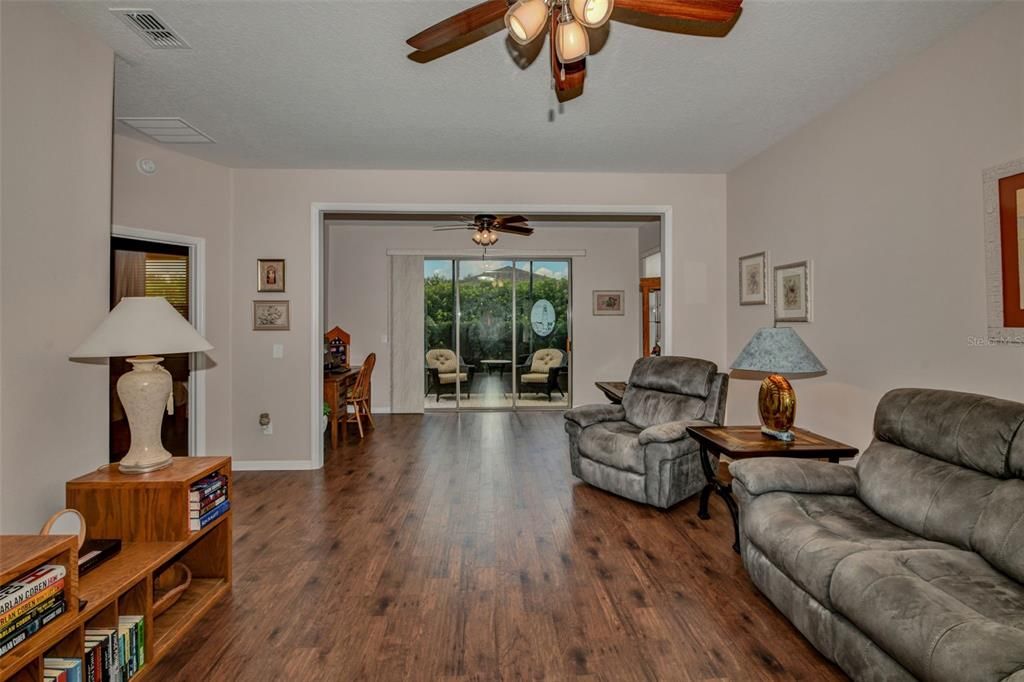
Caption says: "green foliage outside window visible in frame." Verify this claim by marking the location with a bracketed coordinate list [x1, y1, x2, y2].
[423, 263, 569, 365]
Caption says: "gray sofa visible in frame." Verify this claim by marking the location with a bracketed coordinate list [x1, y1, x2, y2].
[564, 356, 728, 509]
[731, 388, 1024, 682]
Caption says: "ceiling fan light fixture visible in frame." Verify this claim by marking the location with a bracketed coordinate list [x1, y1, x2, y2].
[505, 0, 550, 45]
[554, 10, 589, 64]
[472, 229, 499, 246]
[569, 0, 614, 28]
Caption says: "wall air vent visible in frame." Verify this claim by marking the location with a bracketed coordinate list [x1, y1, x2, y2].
[117, 117, 215, 144]
[110, 9, 190, 49]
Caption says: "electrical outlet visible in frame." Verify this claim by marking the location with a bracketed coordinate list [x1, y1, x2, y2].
[262, 422, 273, 435]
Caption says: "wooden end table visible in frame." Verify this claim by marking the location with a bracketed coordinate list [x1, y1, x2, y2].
[686, 425, 859, 553]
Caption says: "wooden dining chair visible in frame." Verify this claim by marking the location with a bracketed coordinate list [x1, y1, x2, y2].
[341, 353, 376, 439]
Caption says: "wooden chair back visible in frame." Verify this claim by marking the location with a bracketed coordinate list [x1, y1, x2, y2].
[351, 353, 376, 401]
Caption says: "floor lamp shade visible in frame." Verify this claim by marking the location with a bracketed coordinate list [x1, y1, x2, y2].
[72, 297, 213, 473]
[731, 327, 825, 441]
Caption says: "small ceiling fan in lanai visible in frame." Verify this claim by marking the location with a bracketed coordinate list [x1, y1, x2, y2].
[406, 0, 743, 103]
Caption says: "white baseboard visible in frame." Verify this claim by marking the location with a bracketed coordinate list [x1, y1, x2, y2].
[371, 406, 391, 414]
[232, 459, 320, 471]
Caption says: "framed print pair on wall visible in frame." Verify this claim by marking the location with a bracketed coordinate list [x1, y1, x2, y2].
[254, 258, 289, 330]
[738, 251, 812, 323]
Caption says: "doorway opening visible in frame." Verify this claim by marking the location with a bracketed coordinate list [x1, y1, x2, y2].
[424, 258, 571, 411]
[109, 230, 206, 460]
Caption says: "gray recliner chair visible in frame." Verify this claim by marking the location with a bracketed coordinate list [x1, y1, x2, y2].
[731, 388, 1024, 682]
[564, 356, 728, 509]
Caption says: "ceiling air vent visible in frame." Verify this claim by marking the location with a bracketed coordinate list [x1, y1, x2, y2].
[117, 117, 214, 144]
[110, 9, 190, 49]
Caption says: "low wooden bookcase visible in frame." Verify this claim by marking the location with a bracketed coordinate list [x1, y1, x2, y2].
[0, 456, 231, 681]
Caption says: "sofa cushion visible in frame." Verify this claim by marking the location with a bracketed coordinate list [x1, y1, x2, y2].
[743, 491, 952, 608]
[530, 348, 563, 372]
[437, 372, 467, 385]
[578, 421, 645, 474]
[520, 372, 550, 383]
[874, 388, 1024, 479]
[426, 349, 460, 373]
[859, 440, 1024, 584]
[830, 548, 1024, 682]
[627, 356, 716, 397]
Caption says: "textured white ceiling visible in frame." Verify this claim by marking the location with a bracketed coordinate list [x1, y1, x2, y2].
[56, 0, 990, 172]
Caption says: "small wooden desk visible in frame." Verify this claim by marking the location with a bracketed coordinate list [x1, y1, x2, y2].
[325, 367, 362, 449]
[595, 381, 627, 404]
[686, 425, 858, 553]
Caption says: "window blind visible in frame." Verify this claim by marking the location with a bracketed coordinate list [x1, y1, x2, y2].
[145, 253, 190, 320]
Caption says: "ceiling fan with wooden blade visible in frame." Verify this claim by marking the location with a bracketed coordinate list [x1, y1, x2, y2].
[432, 214, 534, 246]
[407, 0, 742, 103]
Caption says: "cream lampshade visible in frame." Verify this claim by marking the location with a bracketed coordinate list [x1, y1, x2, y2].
[71, 297, 213, 474]
[569, 0, 614, 28]
[505, 0, 549, 45]
[555, 13, 589, 64]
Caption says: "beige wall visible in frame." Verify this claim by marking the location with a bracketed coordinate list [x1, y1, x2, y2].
[112, 135, 234, 456]
[328, 224, 642, 408]
[232, 171, 726, 463]
[727, 2, 1024, 450]
[1, 3, 113, 532]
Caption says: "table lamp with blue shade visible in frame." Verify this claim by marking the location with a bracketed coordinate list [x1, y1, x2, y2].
[731, 327, 826, 441]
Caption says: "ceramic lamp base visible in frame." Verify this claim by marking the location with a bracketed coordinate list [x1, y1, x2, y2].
[758, 374, 796, 441]
[117, 356, 174, 475]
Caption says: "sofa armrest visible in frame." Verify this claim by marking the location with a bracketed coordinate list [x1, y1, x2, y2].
[638, 419, 714, 445]
[564, 403, 626, 428]
[729, 458, 858, 496]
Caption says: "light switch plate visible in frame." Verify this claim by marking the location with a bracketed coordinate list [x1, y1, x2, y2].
[272, 344, 284, 359]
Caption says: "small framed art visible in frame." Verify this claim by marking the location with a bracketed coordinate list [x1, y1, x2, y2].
[739, 251, 768, 306]
[774, 261, 812, 323]
[593, 290, 624, 316]
[257, 258, 285, 292]
[253, 300, 290, 331]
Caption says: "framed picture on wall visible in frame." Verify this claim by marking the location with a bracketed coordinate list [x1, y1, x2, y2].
[984, 158, 1024, 343]
[257, 258, 286, 292]
[593, 290, 624, 316]
[774, 261, 812, 323]
[253, 300, 290, 331]
[738, 251, 768, 306]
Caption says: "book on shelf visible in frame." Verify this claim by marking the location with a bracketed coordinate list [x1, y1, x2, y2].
[0, 564, 67, 615]
[189, 499, 230, 531]
[189, 493, 227, 518]
[44, 657, 82, 682]
[0, 579, 64, 629]
[0, 599, 66, 657]
[0, 592, 64, 640]
[188, 473, 227, 502]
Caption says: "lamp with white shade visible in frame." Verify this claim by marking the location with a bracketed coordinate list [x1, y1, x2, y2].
[71, 297, 213, 474]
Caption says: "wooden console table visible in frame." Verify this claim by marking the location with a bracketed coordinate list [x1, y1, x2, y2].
[1, 457, 232, 681]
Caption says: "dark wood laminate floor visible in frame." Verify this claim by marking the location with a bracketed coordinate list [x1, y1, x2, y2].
[150, 413, 845, 681]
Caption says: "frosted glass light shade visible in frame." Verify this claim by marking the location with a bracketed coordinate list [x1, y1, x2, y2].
[505, 0, 549, 45]
[71, 296, 213, 358]
[555, 19, 589, 64]
[570, 0, 614, 28]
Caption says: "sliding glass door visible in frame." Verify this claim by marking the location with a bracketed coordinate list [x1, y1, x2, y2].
[423, 258, 570, 411]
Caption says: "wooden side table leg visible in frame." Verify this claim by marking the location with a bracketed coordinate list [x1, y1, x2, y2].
[697, 444, 715, 520]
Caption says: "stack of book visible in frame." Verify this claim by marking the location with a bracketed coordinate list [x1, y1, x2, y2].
[0, 564, 67, 657]
[43, 657, 82, 682]
[188, 473, 230, 531]
[84, 615, 144, 681]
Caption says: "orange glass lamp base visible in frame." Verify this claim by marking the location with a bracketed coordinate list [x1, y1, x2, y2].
[758, 374, 796, 441]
